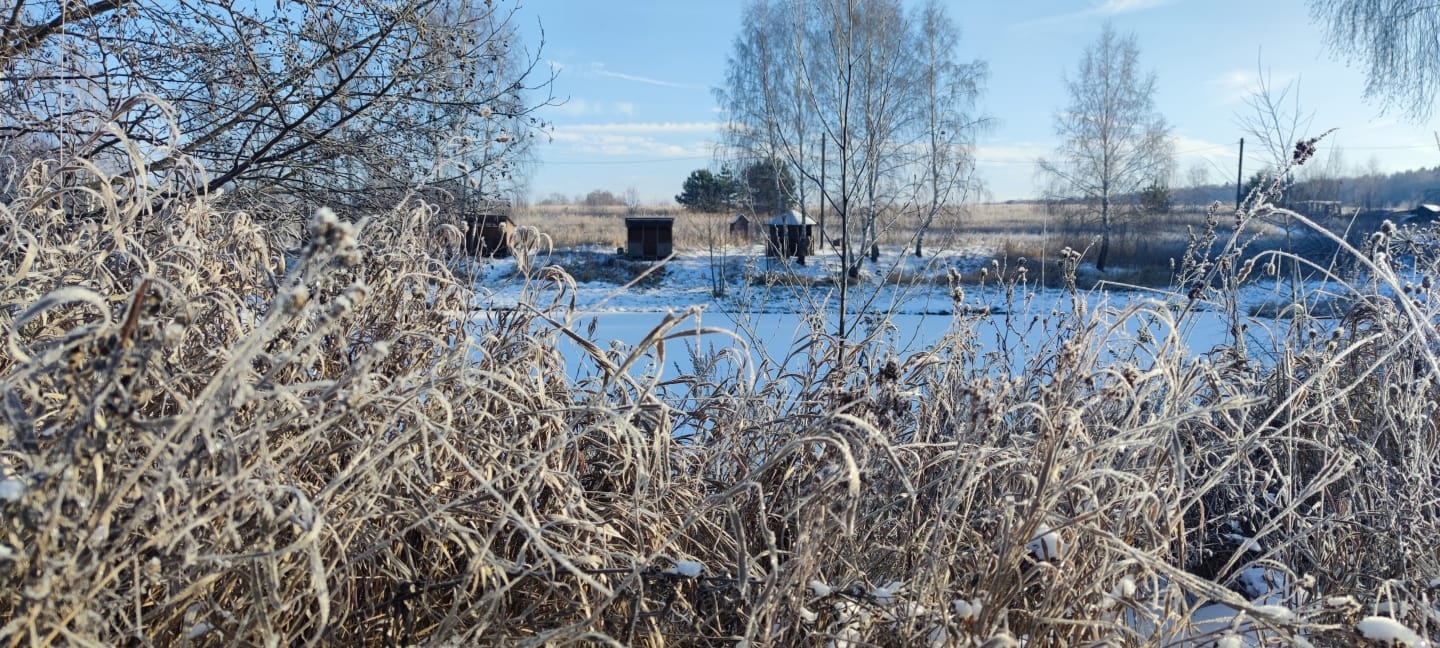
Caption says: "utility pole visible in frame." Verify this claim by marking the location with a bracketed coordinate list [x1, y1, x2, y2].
[1235, 137, 1245, 209]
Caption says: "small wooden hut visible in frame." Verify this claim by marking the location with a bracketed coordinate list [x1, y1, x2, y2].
[729, 213, 755, 239]
[765, 209, 816, 259]
[1294, 200, 1343, 219]
[463, 212, 514, 257]
[624, 216, 674, 260]
[1403, 203, 1440, 225]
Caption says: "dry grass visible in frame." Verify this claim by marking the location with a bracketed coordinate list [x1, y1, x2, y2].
[519, 202, 1352, 291]
[2, 140, 1439, 647]
[516, 204, 644, 249]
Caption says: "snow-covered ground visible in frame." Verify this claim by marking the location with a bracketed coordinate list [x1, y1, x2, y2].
[466, 245, 1360, 381]
[468, 244, 1358, 317]
[462, 246, 1435, 646]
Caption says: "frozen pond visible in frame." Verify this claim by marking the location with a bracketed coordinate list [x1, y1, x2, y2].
[479, 289, 1303, 384]
[467, 247, 1342, 384]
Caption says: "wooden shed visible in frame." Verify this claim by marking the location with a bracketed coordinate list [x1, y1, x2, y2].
[463, 212, 514, 257]
[729, 213, 755, 239]
[624, 216, 674, 260]
[765, 209, 817, 259]
[1295, 200, 1343, 219]
[1403, 203, 1440, 225]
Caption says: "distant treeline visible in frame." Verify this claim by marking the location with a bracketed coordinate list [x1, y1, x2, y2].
[1174, 165, 1440, 210]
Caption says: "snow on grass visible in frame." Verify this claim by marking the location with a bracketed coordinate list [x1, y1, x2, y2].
[868, 580, 904, 605]
[1026, 522, 1067, 562]
[663, 560, 704, 578]
[950, 598, 982, 620]
[1356, 616, 1432, 647]
[0, 479, 23, 503]
[1251, 604, 1295, 623]
[454, 243, 1438, 644]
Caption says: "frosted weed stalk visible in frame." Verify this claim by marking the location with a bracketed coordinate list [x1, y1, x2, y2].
[1, 130, 1438, 646]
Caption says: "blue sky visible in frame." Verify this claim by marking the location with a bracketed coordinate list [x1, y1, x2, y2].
[513, 0, 1440, 204]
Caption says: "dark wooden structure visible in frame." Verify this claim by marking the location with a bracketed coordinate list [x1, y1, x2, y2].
[1403, 203, 1440, 225]
[1294, 200, 1343, 219]
[463, 212, 514, 257]
[624, 216, 674, 260]
[729, 213, 755, 239]
[765, 209, 816, 259]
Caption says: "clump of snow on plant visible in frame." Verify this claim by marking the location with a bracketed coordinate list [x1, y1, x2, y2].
[1213, 634, 1244, 648]
[1251, 604, 1294, 623]
[1027, 522, 1067, 561]
[869, 580, 904, 605]
[951, 598, 982, 620]
[0, 479, 23, 503]
[1101, 576, 1137, 610]
[663, 560, 703, 578]
[1355, 616, 1431, 647]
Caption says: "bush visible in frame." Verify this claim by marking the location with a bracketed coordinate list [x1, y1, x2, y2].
[3, 144, 1439, 646]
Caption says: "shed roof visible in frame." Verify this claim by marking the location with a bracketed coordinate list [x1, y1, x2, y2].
[765, 209, 817, 226]
[624, 216, 675, 226]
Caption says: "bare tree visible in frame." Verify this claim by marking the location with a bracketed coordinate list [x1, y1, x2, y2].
[1038, 22, 1173, 272]
[718, 1, 815, 221]
[624, 186, 643, 215]
[1356, 154, 1384, 209]
[1234, 63, 1314, 207]
[910, 2, 990, 258]
[1186, 163, 1212, 192]
[1310, 0, 1440, 119]
[718, 0, 988, 341]
[0, 0, 552, 216]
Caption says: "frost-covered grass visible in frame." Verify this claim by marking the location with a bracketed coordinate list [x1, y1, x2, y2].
[2, 145, 1439, 647]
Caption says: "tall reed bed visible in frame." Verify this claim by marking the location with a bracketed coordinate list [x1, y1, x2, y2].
[1, 146, 1437, 646]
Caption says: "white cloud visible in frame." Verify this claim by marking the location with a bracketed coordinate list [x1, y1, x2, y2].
[549, 58, 704, 89]
[1021, 0, 1173, 27]
[1212, 68, 1300, 105]
[975, 142, 1051, 165]
[561, 122, 723, 135]
[548, 122, 720, 157]
[550, 99, 644, 117]
[557, 61, 702, 90]
[549, 132, 710, 158]
[1093, 0, 1171, 14]
[593, 66, 698, 89]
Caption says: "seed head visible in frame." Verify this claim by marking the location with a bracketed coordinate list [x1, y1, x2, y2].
[1292, 137, 1319, 165]
[343, 281, 370, 306]
[311, 207, 340, 240]
[282, 285, 310, 315]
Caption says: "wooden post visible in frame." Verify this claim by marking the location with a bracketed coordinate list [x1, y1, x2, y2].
[1235, 137, 1245, 209]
